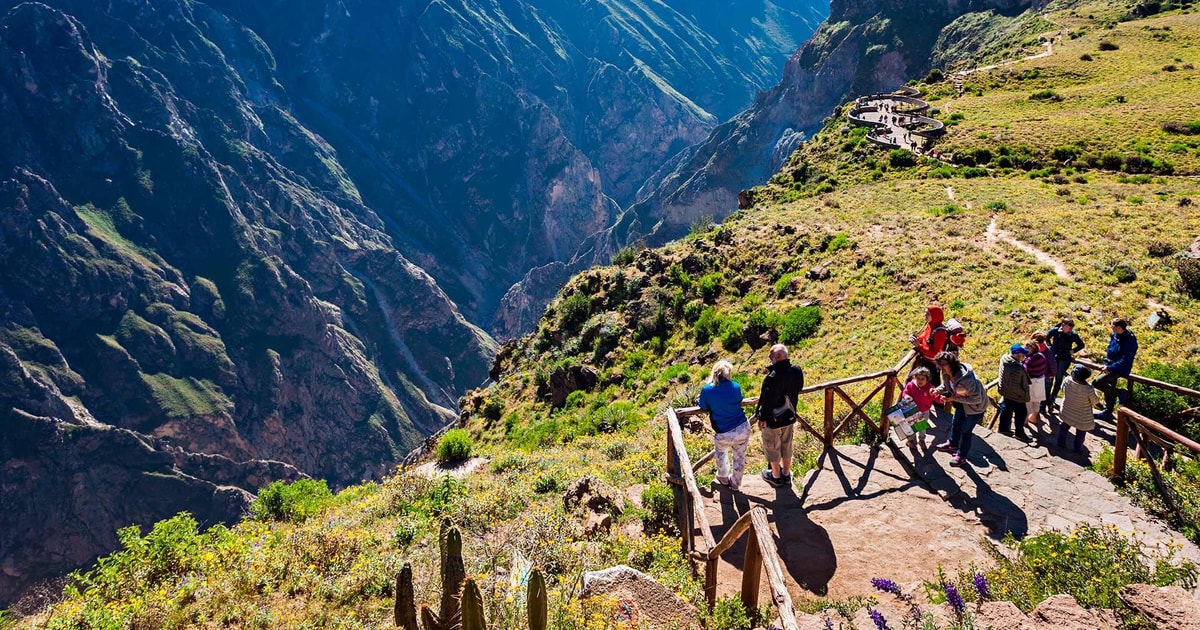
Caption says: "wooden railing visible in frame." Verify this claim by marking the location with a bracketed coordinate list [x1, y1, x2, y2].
[661, 351, 915, 626]
[665, 408, 800, 629]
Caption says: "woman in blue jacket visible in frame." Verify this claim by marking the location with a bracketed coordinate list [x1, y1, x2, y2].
[1094, 318, 1138, 421]
[698, 360, 750, 491]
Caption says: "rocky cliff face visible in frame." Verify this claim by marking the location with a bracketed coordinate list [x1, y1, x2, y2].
[0, 0, 825, 606]
[610, 0, 1040, 247]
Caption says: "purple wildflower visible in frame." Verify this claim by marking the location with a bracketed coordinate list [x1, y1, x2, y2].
[973, 572, 991, 601]
[870, 577, 902, 596]
[945, 583, 966, 615]
[868, 608, 891, 630]
[823, 616, 834, 630]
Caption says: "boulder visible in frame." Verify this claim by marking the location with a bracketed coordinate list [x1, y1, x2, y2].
[737, 189, 756, 209]
[1119, 584, 1200, 630]
[562, 476, 626, 517]
[635, 249, 665, 275]
[547, 365, 599, 408]
[581, 566, 699, 629]
[1030, 594, 1118, 630]
[583, 511, 613, 537]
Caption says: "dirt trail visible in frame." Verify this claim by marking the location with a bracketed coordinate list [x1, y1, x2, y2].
[945, 185, 972, 209]
[986, 217, 1072, 280]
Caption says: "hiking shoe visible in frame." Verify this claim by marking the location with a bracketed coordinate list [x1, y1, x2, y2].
[935, 441, 956, 453]
[1094, 412, 1114, 421]
[1015, 433, 1032, 443]
[761, 469, 783, 486]
[714, 476, 731, 488]
[949, 454, 966, 467]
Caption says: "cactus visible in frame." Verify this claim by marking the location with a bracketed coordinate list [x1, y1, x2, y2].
[420, 604, 445, 630]
[527, 568, 547, 630]
[460, 578, 487, 630]
[395, 564, 419, 630]
[392, 522, 550, 630]
[439, 521, 466, 625]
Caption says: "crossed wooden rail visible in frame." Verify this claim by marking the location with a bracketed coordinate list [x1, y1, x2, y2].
[661, 352, 916, 627]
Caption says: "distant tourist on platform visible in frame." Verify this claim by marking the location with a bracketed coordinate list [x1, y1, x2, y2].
[997, 344, 1032, 442]
[1058, 366, 1101, 452]
[1030, 332, 1057, 414]
[909, 304, 949, 386]
[755, 344, 805, 487]
[699, 360, 750, 492]
[1046, 318, 1084, 408]
[1023, 337, 1051, 429]
[934, 352, 987, 467]
[1094, 318, 1138, 421]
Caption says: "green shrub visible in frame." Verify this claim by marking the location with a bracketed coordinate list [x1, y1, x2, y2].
[1178, 258, 1200, 299]
[1095, 447, 1200, 544]
[1098, 40, 1119, 51]
[961, 167, 990, 179]
[250, 479, 335, 523]
[533, 474, 558, 494]
[827, 232, 852, 251]
[1111, 264, 1137, 284]
[951, 524, 1198, 612]
[1147, 240, 1178, 258]
[984, 201, 1010, 213]
[610, 240, 645, 266]
[1030, 89, 1063, 102]
[697, 273, 725, 303]
[482, 399, 504, 422]
[888, 149, 917, 168]
[774, 272, 801, 297]
[435, 429, 473, 464]
[641, 483, 675, 532]
[926, 204, 963, 217]
[558, 293, 591, 330]
[694, 307, 722, 344]
[779, 306, 822, 345]
[745, 308, 782, 337]
[1130, 362, 1200, 435]
[705, 596, 753, 630]
[718, 316, 745, 352]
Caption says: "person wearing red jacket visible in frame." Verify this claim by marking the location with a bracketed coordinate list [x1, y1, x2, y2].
[909, 304, 949, 386]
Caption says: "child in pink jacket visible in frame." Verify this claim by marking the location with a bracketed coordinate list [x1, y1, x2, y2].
[902, 367, 943, 447]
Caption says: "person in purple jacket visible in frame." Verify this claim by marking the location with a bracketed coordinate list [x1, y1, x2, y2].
[1094, 318, 1138, 421]
[1024, 337, 1051, 430]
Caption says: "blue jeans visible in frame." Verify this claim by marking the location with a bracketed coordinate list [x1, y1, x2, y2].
[1048, 359, 1071, 403]
[948, 403, 983, 459]
[998, 397, 1027, 438]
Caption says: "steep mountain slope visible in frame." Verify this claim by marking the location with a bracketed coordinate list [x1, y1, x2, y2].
[0, 0, 497, 604]
[607, 0, 1046, 248]
[202, 0, 828, 336]
[0, 0, 826, 607]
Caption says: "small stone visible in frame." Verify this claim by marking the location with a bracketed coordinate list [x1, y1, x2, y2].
[583, 511, 613, 537]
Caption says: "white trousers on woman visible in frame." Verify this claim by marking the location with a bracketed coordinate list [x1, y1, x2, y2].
[713, 421, 751, 490]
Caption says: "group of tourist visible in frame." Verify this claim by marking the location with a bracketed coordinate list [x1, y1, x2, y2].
[697, 304, 1141, 488]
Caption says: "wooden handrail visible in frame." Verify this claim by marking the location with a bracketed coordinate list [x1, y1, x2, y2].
[1074, 358, 1200, 400]
[701, 507, 759, 559]
[1111, 408, 1200, 480]
[665, 408, 717, 553]
[751, 508, 801, 630]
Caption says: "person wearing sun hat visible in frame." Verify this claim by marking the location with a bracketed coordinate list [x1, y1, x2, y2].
[997, 343, 1032, 441]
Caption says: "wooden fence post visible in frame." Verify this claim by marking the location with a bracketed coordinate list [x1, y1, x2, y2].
[1113, 410, 1129, 481]
[666, 419, 687, 554]
[705, 557, 719, 612]
[741, 525, 763, 622]
[823, 388, 835, 447]
[879, 375, 897, 441]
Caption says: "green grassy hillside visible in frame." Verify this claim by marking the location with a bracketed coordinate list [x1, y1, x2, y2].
[13, 2, 1200, 628]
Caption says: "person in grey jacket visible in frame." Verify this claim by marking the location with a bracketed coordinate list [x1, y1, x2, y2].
[934, 351, 987, 467]
[997, 344, 1032, 441]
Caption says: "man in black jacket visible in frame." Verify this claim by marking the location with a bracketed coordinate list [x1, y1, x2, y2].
[755, 344, 805, 487]
[1046, 318, 1085, 408]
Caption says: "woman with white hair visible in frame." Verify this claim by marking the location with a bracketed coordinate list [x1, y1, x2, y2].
[698, 360, 750, 491]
